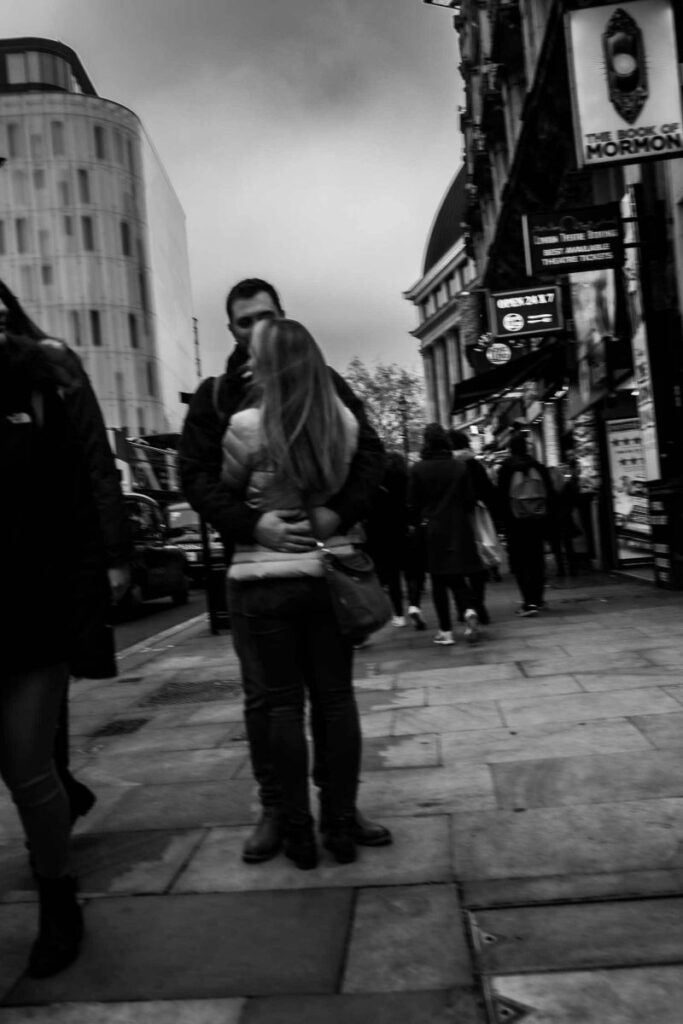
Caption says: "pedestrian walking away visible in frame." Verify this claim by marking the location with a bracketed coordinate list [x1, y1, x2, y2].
[408, 423, 483, 646]
[449, 429, 498, 626]
[0, 280, 131, 979]
[221, 317, 369, 868]
[364, 451, 410, 628]
[180, 278, 391, 865]
[497, 433, 554, 616]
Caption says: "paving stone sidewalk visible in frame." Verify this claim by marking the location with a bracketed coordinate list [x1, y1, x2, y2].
[1, 571, 683, 1022]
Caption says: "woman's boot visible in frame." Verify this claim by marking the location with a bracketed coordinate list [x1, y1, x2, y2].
[26, 875, 83, 978]
[323, 815, 357, 864]
[283, 816, 318, 870]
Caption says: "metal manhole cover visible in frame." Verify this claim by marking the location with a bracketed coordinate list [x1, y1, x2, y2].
[90, 717, 149, 738]
[139, 678, 241, 706]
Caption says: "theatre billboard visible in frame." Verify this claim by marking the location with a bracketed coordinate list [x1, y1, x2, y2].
[565, 0, 683, 169]
[522, 205, 623, 277]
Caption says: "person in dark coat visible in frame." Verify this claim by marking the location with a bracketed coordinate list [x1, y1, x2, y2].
[179, 278, 391, 864]
[364, 452, 409, 626]
[0, 282, 131, 979]
[449, 429, 498, 625]
[407, 423, 483, 645]
[497, 434, 554, 616]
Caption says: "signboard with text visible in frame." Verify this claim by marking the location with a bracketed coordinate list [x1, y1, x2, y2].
[565, 0, 683, 168]
[522, 204, 624, 277]
[487, 286, 563, 340]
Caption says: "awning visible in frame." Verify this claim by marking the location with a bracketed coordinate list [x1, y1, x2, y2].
[451, 341, 563, 415]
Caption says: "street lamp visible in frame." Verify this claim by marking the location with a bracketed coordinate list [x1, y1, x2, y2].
[397, 394, 410, 461]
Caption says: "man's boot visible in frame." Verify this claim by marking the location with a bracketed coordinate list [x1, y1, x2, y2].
[242, 807, 283, 864]
[26, 875, 83, 978]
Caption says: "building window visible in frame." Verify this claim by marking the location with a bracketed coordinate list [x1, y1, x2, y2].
[12, 170, 28, 204]
[69, 310, 81, 347]
[58, 180, 71, 207]
[41, 264, 53, 286]
[128, 313, 139, 349]
[7, 53, 27, 84]
[0, 221, 5, 255]
[113, 130, 124, 164]
[20, 266, 35, 300]
[138, 408, 146, 435]
[77, 169, 90, 203]
[15, 218, 29, 253]
[7, 123, 24, 158]
[127, 139, 135, 174]
[94, 125, 107, 159]
[120, 221, 131, 256]
[51, 121, 65, 156]
[33, 168, 45, 189]
[146, 361, 156, 397]
[81, 216, 95, 250]
[89, 310, 102, 347]
[30, 134, 43, 160]
[63, 215, 73, 237]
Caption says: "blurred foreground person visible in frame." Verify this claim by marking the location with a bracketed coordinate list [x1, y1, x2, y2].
[0, 281, 130, 977]
[408, 423, 483, 645]
[497, 434, 553, 616]
[221, 319, 370, 868]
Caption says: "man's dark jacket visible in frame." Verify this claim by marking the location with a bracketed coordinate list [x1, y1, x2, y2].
[179, 344, 385, 551]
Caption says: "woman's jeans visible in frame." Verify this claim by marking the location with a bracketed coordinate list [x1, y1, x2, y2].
[0, 663, 70, 877]
[229, 577, 360, 826]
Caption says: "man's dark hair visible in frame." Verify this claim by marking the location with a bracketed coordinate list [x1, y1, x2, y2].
[509, 434, 528, 457]
[0, 279, 48, 339]
[225, 278, 283, 321]
[449, 429, 471, 451]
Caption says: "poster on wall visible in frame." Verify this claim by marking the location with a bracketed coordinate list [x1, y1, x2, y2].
[569, 268, 616, 406]
[605, 417, 652, 564]
[565, 0, 683, 168]
[621, 187, 661, 480]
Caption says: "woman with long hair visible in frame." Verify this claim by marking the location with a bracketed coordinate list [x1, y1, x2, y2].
[222, 318, 363, 868]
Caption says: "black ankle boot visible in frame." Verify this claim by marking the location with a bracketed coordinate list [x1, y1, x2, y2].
[323, 816, 357, 864]
[27, 875, 83, 979]
[283, 818, 318, 871]
[242, 808, 283, 864]
[64, 778, 96, 826]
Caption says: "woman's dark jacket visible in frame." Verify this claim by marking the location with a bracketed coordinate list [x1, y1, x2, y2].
[179, 343, 385, 555]
[364, 460, 408, 573]
[407, 450, 482, 576]
[1, 335, 131, 676]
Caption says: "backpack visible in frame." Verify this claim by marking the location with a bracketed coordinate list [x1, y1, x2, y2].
[510, 466, 547, 519]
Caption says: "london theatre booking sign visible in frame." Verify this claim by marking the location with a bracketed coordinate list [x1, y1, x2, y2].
[565, 0, 683, 168]
[521, 204, 624, 277]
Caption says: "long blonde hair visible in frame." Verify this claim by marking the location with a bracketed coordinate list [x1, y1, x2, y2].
[251, 318, 348, 498]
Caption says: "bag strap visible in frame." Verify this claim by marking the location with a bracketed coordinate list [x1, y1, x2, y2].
[212, 373, 226, 424]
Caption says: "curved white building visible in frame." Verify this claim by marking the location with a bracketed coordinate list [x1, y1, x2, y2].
[0, 37, 195, 434]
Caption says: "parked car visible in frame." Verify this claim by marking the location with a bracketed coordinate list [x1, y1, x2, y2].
[166, 501, 225, 584]
[120, 493, 190, 614]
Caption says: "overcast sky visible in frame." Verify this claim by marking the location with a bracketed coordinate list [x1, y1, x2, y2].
[4, 0, 463, 377]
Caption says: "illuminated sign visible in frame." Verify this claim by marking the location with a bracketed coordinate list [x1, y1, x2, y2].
[487, 286, 563, 340]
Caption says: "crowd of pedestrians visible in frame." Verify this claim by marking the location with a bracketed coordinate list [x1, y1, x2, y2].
[1, 271, 582, 983]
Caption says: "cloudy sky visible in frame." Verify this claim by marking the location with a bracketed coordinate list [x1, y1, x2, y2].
[4, 0, 463, 377]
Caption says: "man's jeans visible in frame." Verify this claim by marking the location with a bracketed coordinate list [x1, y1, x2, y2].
[228, 577, 360, 823]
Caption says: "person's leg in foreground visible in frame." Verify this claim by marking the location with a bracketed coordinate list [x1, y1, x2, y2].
[0, 664, 83, 977]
